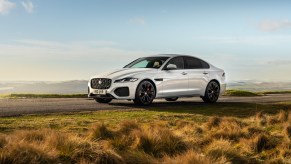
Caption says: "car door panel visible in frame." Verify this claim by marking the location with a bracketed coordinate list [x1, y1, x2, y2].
[161, 57, 189, 97]
[161, 70, 189, 97]
[187, 69, 209, 95]
[184, 57, 210, 95]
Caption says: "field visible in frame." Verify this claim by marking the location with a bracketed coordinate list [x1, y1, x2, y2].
[0, 91, 291, 163]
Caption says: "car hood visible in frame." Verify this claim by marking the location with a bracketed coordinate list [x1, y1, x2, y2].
[91, 68, 158, 80]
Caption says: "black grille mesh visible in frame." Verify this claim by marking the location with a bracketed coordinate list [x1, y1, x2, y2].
[91, 78, 112, 89]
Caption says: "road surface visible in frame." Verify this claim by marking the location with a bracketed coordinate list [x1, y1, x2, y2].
[0, 94, 291, 117]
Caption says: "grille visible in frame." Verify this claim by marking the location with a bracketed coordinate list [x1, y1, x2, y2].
[91, 78, 112, 89]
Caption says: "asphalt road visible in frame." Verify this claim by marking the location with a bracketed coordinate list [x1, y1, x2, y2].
[0, 94, 291, 117]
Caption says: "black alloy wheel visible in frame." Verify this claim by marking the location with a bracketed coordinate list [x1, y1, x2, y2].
[202, 81, 220, 103]
[134, 80, 156, 106]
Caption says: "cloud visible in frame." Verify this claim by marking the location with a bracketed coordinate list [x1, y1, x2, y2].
[258, 19, 291, 32]
[21, 0, 34, 13]
[129, 17, 146, 25]
[0, 0, 15, 15]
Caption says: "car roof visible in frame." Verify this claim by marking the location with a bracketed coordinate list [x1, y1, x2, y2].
[149, 54, 198, 58]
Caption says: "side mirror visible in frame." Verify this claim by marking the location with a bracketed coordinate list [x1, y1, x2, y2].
[166, 64, 177, 70]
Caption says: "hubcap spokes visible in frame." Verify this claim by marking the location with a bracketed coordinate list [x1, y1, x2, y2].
[207, 82, 220, 101]
[139, 82, 155, 104]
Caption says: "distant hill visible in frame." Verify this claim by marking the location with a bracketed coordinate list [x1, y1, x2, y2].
[0, 80, 291, 94]
[0, 81, 88, 94]
[227, 81, 291, 92]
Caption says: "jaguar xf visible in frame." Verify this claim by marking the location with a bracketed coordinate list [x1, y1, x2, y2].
[88, 54, 226, 105]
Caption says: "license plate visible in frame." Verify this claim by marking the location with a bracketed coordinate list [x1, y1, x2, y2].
[93, 89, 107, 95]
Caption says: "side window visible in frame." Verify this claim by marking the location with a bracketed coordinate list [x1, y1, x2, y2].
[184, 57, 202, 69]
[166, 57, 184, 69]
[131, 60, 148, 68]
[200, 59, 210, 69]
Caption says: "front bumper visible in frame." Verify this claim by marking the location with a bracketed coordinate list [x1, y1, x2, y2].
[88, 80, 139, 100]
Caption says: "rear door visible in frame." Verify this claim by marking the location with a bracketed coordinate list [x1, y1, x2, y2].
[183, 56, 210, 95]
[161, 57, 189, 97]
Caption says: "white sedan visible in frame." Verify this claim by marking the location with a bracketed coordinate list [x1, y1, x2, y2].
[88, 54, 226, 105]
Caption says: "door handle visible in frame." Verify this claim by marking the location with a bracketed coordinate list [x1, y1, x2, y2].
[203, 72, 208, 75]
[182, 72, 187, 75]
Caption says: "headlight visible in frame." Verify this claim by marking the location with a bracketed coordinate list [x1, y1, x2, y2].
[114, 77, 138, 83]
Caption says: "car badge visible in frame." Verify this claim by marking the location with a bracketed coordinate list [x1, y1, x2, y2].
[98, 80, 102, 85]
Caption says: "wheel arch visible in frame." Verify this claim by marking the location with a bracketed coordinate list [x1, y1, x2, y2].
[137, 78, 157, 98]
[209, 79, 220, 87]
[201, 79, 220, 97]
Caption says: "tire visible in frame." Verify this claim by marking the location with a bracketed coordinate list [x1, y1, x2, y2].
[165, 97, 178, 101]
[202, 81, 220, 103]
[95, 98, 112, 103]
[134, 80, 156, 106]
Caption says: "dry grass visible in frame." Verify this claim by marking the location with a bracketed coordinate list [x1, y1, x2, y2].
[0, 110, 290, 163]
[162, 150, 213, 164]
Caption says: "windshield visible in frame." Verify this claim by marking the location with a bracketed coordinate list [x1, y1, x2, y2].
[124, 57, 169, 69]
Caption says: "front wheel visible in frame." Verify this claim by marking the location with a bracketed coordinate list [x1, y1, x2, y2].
[134, 80, 156, 106]
[95, 98, 112, 103]
[202, 81, 220, 103]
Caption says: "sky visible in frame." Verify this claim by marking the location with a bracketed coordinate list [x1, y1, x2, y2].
[0, 0, 291, 82]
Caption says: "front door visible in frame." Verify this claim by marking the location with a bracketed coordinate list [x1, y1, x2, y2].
[161, 57, 189, 97]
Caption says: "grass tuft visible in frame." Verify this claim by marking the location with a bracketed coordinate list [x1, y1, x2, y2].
[89, 123, 114, 140]
[0, 143, 54, 164]
[285, 125, 291, 139]
[205, 116, 221, 129]
[136, 126, 188, 157]
[0, 135, 7, 148]
[163, 150, 212, 164]
[251, 134, 279, 153]
[278, 110, 289, 122]
[205, 139, 248, 163]
[119, 120, 140, 134]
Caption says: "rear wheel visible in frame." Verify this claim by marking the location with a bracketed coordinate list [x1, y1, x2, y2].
[134, 80, 156, 106]
[202, 81, 220, 103]
[165, 97, 178, 101]
[95, 98, 112, 103]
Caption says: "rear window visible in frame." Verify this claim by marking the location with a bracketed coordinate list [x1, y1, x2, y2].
[200, 60, 210, 69]
[184, 57, 209, 69]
